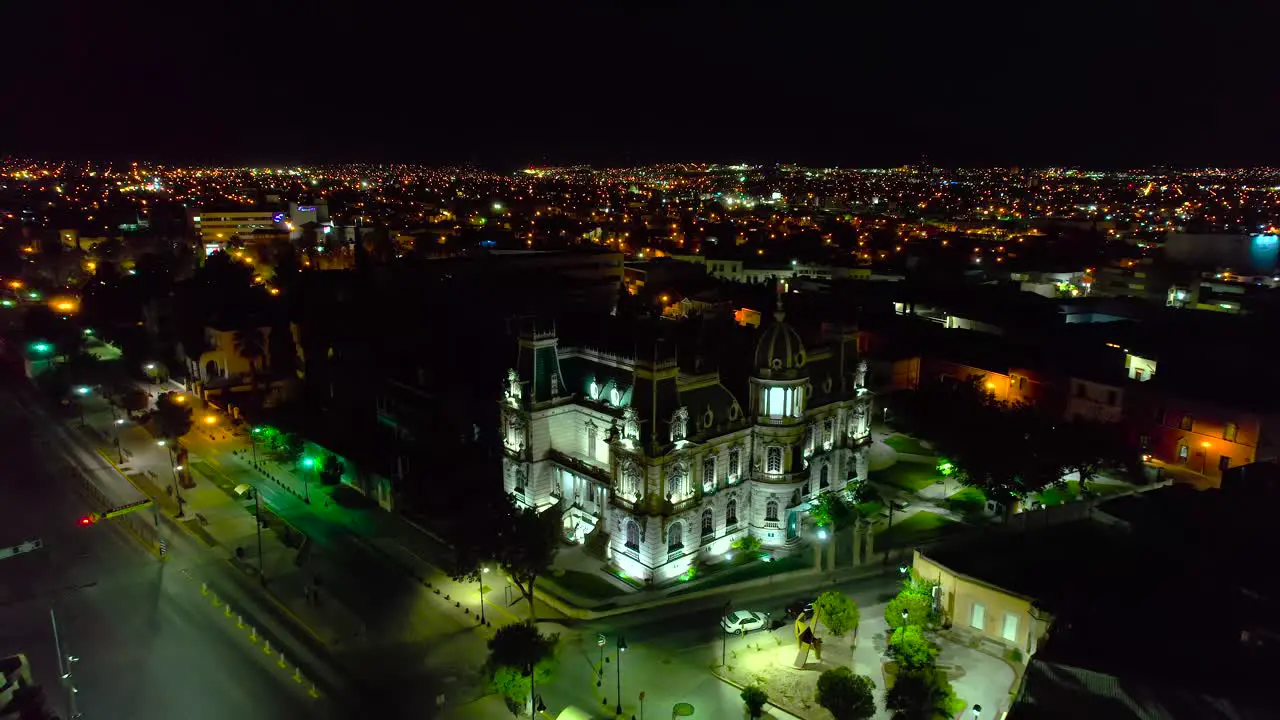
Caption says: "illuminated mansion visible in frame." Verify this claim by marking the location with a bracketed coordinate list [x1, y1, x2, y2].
[499, 297, 874, 584]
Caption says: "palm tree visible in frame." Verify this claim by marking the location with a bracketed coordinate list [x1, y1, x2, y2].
[233, 327, 267, 404]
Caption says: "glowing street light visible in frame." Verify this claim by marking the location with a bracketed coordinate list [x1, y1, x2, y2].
[203, 415, 217, 425]
[300, 456, 315, 503]
[31, 342, 52, 354]
[74, 386, 90, 396]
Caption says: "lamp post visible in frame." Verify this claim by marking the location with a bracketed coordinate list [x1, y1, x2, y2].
[721, 600, 731, 667]
[254, 488, 265, 585]
[250, 426, 261, 464]
[973, 704, 982, 719]
[479, 566, 489, 624]
[74, 385, 89, 427]
[112, 412, 125, 464]
[50, 608, 80, 719]
[301, 456, 314, 503]
[528, 663, 547, 718]
[616, 636, 627, 717]
[159, 439, 184, 517]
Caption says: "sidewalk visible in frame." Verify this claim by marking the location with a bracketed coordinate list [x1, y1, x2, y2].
[75, 391, 367, 651]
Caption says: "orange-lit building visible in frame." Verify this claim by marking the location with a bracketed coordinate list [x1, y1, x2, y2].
[1128, 389, 1276, 485]
[888, 355, 1057, 409]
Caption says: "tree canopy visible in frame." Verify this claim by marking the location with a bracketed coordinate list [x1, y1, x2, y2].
[885, 667, 958, 720]
[813, 590, 860, 637]
[816, 666, 877, 720]
[153, 391, 193, 439]
[447, 490, 561, 620]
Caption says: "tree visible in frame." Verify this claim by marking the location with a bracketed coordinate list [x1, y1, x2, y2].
[233, 326, 267, 403]
[812, 590, 860, 637]
[275, 432, 305, 465]
[319, 454, 344, 486]
[810, 492, 853, 530]
[885, 593, 934, 631]
[1057, 418, 1133, 495]
[486, 623, 557, 707]
[119, 386, 150, 416]
[888, 624, 940, 671]
[741, 684, 769, 719]
[885, 668, 957, 720]
[816, 666, 877, 720]
[499, 506, 561, 620]
[153, 391, 193, 440]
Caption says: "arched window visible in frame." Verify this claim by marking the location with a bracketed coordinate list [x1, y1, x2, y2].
[667, 522, 684, 551]
[702, 455, 717, 492]
[766, 446, 783, 474]
[701, 508, 714, 537]
[820, 464, 830, 488]
[625, 520, 640, 550]
[726, 499, 739, 526]
[667, 464, 687, 498]
[765, 500, 779, 522]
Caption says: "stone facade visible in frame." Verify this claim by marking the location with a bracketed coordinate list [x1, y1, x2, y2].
[499, 300, 873, 584]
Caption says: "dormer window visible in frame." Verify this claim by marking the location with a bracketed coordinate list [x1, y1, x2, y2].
[671, 407, 689, 443]
[622, 407, 640, 444]
[610, 386, 621, 406]
[589, 379, 600, 401]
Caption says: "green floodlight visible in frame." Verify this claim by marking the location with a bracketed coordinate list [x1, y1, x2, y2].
[302, 457, 316, 469]
[0, 299, 14, 308]
[83, 328, 94, 335]
[75, 386, 90, 396]
[31, 342, 52, 354]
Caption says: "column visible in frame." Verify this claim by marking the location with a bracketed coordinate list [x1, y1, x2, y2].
[855, 515, 865, 566]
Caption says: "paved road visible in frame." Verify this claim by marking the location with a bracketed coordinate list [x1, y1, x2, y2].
[0, 372, 345, 720]
[533, 572, 903, 719]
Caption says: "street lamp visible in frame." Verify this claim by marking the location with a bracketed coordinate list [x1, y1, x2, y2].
[250, 426, 262, 464]
[479, 566, 490, 624]
[527, 663, 547, 718]
[113, 415, 124, 464]
[721, 600, 731, 668]
[301, 456, 315, 503]
[973, 704, 982, 719]
[159, 439, 185, 517]
[616, 636, 627, 717]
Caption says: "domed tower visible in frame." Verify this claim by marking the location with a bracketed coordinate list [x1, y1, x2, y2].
[750, 292, 808, 423]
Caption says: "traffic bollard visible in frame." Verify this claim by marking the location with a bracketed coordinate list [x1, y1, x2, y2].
[278, 652, 287, 669]
[293, 666, 304, 683]
[308, 682, 320, 698]
[250, 626, 259, 643]
[236, 614, 244, 629]
[211, 593, 221, 607]
[201, 582, 208, 596]
[225, 603, 233, 618]
[263, 640, 273, 655]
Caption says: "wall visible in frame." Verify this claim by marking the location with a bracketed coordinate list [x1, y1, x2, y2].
[1064, 378, 1124, 423]
[1133, 395, 1263, 483]
[913, 550, 1052, 656]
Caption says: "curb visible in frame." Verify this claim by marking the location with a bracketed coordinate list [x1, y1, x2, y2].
[711, 666, 812, 720]
[222, 558, 331, 650]
[186, 569, 325, 701]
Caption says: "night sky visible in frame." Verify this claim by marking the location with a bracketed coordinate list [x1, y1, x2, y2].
[3, 2, 1277, 168]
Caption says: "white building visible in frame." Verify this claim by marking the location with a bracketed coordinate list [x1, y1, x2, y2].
[499, 297, 873, 584]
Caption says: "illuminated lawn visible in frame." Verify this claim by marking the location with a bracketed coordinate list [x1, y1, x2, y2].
[883, 434, 935, 456]
[877, 511, 965, 549]
[946, 486, 987, 515]
[549, 570, 627, 602]
[871, 463, 943, 493]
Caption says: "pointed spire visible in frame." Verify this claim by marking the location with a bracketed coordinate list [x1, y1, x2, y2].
[774, 281, 786, 323]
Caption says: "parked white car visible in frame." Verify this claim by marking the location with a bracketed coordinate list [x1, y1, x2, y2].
[721, 610, 770, 634]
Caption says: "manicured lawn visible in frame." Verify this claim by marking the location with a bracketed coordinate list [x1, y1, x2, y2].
[877, 511, 965, 549]
[871, 463, 943, 493]
[549, 570, 626, 601]
[667, 554, 808, 596]
[1036, 479, 1133, 506]
[856, 500, 885, 519]
[883, 434, 936, 456]
[945, 486, 987, 515]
